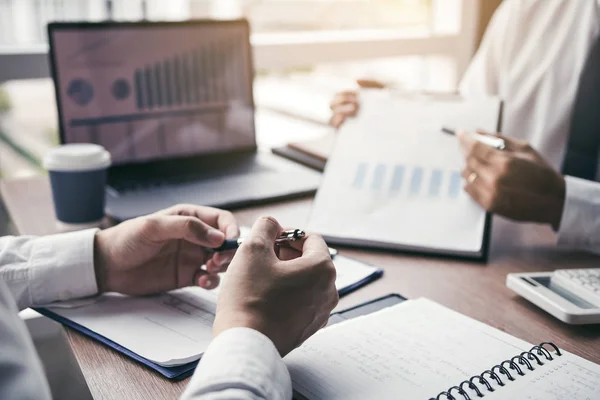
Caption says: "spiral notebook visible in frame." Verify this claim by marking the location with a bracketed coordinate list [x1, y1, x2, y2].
[285, 298, 600, 399]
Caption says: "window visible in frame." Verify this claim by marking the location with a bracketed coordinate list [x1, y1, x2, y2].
[199, 0, 431, 33]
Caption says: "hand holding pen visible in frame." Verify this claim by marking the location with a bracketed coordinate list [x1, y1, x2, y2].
[212, 229, 306, 252]
[443, 126, 565, 229]
[212, 228, 338, 258]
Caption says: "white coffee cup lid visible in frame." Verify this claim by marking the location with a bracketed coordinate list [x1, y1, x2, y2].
[43, 144, 111, 172]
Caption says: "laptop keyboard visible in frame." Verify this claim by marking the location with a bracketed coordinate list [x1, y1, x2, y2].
[109, 158, 273, 193]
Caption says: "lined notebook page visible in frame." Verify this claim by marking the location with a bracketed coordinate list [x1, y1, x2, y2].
[285, 298, 600, 399]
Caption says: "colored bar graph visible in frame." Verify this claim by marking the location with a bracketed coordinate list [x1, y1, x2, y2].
[154, 63, 163, 107]
[353, 163, 368, 189]
[144, 65, 154, 109]
[210, 42, 218, 102]
[173, 56, 182, 105]
[182, 53, 191, 104]
[410, 167, 424, 195]
[429, 169, 443, 197]
[372, 164, 386, 190]
[134, 68, 144, 110]
[390, 165, 405, 193]
[449, 170, 462, 198]
[192, 50, 201, 104]
[163, 59, 173, 107]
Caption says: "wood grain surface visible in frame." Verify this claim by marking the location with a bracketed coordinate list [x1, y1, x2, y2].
[2, 176, 600, 399]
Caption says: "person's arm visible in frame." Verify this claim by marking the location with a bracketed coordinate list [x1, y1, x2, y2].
[556, 176, 600, 254]
[181, 217, 338, 400]
[0, 230, 96, 400]
[0, 229, 98, 310]
[0, 205, 239, 400]
[180, 328, 292, 400]
[458, 0, 512, 97]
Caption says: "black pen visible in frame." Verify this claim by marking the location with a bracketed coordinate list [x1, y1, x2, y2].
[212, 229, 306, 252]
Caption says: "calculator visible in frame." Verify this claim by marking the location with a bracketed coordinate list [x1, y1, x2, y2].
[507, 268, 600, 324]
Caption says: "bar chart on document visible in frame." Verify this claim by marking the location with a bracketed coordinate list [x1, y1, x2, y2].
[308, 91, 501, 256]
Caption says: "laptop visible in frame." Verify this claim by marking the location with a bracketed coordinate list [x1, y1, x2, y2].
[47, 20, 321, 220]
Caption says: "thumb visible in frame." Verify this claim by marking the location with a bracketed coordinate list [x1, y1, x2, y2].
[143, 215, 225, 247]
[356, 78, 386, 89]
[245, 216, 283, 247]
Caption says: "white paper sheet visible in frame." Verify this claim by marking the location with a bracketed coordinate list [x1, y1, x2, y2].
[308, 91, 501, 256]
[285, 298, 600, 400]
[47, 287, 216, 366]
[201, 254, 380, 301]
[45, 255, 379, 366]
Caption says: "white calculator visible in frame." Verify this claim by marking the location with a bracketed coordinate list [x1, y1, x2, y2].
[507, 268, 600, 324]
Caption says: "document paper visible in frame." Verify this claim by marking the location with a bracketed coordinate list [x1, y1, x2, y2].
[44, 255, 380, 366]
[308, 91, 501, 256]
[285, 298, 600, 400]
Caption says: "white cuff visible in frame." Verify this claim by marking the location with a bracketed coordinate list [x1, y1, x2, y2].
[30, 229, 99, 305]
[182, 327, 292, 400]
[557, 176, 600, 253]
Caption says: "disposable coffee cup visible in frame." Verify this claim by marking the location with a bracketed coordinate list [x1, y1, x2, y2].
[43, 144, 111, 229]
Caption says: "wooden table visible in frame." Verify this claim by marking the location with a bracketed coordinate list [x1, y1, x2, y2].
[2, 175, 600, 400]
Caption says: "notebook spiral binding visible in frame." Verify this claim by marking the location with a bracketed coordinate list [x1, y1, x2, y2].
[430, 342, 562, 400]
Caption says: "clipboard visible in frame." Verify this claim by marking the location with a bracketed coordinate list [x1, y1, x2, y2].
[33, 288, 393, 381]
[307, 92, 503, 261]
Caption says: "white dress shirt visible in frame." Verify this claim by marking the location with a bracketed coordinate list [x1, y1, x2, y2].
[459, 0, 600, 254]
[0, 230, 291, 400]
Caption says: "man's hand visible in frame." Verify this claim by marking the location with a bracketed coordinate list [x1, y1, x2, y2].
[213, 216, 338, 357]
[458, 130, 566, 229]
[329, 79, 385, 128]
[93, 204, 239, 295]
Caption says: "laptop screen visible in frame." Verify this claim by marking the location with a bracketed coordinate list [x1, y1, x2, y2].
[49, 20, 255, 165]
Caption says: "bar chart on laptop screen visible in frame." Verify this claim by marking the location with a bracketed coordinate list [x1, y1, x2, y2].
[351, 162, 463, 200]
[52, 24, 255, 164]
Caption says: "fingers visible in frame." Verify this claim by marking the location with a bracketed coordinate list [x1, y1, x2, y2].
[456, 129, 477, 156]
[249, 216, 283, 243]
[206, 251, 233, 274]
[330, 91, 357, 110]
[356, 78, 386, 89]
[176, 250, 221, 290]
[330, 113, 347, 129]
[276, 245, 303, 261]
[462, 156, 496, 186]
[284, 233, 332, 272]
[298, 232, 332, 256]
[142, 215, 225, 247]
[158, 205, 240, 239]
[330, 91, 359, 128]
[235, 216, 283, 261]
[196, 272, 220, 290]
[463, 180, 494, 211]
[475, 129, 529, 152]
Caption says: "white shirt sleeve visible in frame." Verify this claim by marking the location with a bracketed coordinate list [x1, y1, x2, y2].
[557, 176, 600, 254]
[0, 229, 99, 310]
[0, 230, 99, 400]
[458, 1, 512, 97]
[181, 327, 292, 400]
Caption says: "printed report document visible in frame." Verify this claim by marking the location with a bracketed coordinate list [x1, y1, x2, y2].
[307, 91, 502, 259]
[40, 255, 380, 366]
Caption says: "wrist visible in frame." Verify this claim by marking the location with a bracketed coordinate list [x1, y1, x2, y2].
[213, 309, 283, 354]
